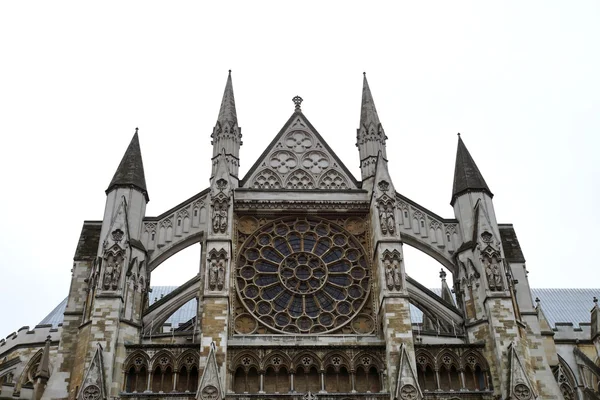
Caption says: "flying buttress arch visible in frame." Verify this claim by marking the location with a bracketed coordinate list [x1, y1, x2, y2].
[405, 276, 464, 328]
[142, 275, 201, 334]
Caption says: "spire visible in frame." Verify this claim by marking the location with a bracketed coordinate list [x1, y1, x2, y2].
[35, 336, 51, 380]
[106, 129, 148, 201]
[217, 70, 237, 125]
[211, 70, 242, 179]
[439, 269, 456, 306]
[356, 73, 387, 180]
[359, 72, 382, 132]
[451, 135, 492, 205]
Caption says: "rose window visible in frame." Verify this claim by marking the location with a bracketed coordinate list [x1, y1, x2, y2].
[236, 217, 370, 334]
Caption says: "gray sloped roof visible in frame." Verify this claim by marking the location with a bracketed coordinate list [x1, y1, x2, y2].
[39, 287, 598, 329]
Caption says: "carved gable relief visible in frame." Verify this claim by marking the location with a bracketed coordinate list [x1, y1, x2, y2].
[244, 122, 355, 190]
[77, 344, 106, 400]
[507, 343, 536, 400]
[208, 249, 227, 291]
[211, 178, 230, 235]
[198, 342, 223, 400]
[382, 249, 402, 291]
[376, 181, 396, 236]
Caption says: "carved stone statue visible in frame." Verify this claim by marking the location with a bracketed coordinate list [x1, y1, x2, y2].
[392, 259, 402, 290]
[386, 204, 396, 234]
[385, 259, 394, 290]
[379, 205, 389, 235]
[217, 259, 225, 290]
[485, 257, 504, 291]
[212, 206, 228, 234]
[378, 201, 396, 235]
[209, 259, 219, 290]
[102, 254, 122, 291]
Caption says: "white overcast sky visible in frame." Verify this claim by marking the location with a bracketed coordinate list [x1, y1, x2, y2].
[1, 1, 599, 336]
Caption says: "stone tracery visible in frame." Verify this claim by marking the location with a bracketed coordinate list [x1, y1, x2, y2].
[235, 217, 371, 334]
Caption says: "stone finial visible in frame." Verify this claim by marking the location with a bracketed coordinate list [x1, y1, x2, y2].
[535, 297, 540, 304]
[135, 127, 138, 134]
[293, 95, 303, 112]
[439, 269, 447, 280]
[594, 296, 598, 305]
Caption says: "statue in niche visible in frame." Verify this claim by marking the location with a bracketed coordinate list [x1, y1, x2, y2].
[485, 256, 504, 291]
[217, 259, 225, 290]
[208, 249, 228, 291]
[212, 202, 228, 234]
[383, 250, 402, 291]
[384, 259, 395, 290]
[209, 259, 219, 290]
[378, 202, 396, 235]
[103, 254, 123, 290]
[392, 258, 402, 289]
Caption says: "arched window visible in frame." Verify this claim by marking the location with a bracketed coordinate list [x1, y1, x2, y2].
[475, 366, 486, 390]
[264, 367, 277, 393]
[246, 367, 259, 394]
[325, 366, 337, 392]
[125, 367, 136, 392]
[295, 367, 308, 393]
[449, 366, 460, 391]
[439, 365, 450, 390]
[177, 366, 188, 392]
[233, 367, 246, 393]
[355, 366, 368, 393]
[308, 367, 319, 392]
[163, 367, 173, 392]
[151, 367, 162, 392]
[368, 366, 380, 393]
[424, 366, 436, 391]
[339, 367, 351, 393]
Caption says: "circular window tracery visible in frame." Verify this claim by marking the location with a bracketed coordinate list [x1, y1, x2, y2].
[236, 217, 370, 334]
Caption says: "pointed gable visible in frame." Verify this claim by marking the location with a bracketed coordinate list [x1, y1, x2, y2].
[241, 112, 359, 190]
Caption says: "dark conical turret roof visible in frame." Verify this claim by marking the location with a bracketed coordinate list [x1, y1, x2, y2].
[451, 135, 492, 204]
[106, 130, 149, 201]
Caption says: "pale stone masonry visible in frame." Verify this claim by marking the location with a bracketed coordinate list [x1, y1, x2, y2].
[1, 72, 599, 400]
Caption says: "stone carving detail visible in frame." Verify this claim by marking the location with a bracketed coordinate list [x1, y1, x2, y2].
[208, 249, 227, 291]
[238, 216, 259, 235]
[399, 384, 418, 400]
[252, 169, 282, 189]
[102, 249, 123, 291]
[382, 250, 402, 291]
[201, 385, 219, 400]
[301, 151, 330, 174]
[82, 385, 100, 400]
[211, 178, 230, 234]
[111, 229, 124, 243]
[285, 130, 313, 153]
[77, 344, 105, 400]
[344, 216, 366, 235]
[480, 237, 504, 291]
[318, 169, 349, 189]
[285, 169, 315, 189]
[302, 392, 317, 400]
[513, 383, 531, 399]
[560, 384, 574, 400]
[270, 150, 298, 174]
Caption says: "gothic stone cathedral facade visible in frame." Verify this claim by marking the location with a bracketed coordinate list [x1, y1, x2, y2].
[1, 73, 599, 400]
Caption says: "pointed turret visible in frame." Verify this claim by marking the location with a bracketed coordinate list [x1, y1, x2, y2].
[451, 135, 492, 205]
[439, 269, 456, 306]
[211, 70, 242, 179]
[356, 73, 387, 180]
[106, 129, 148, 202]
